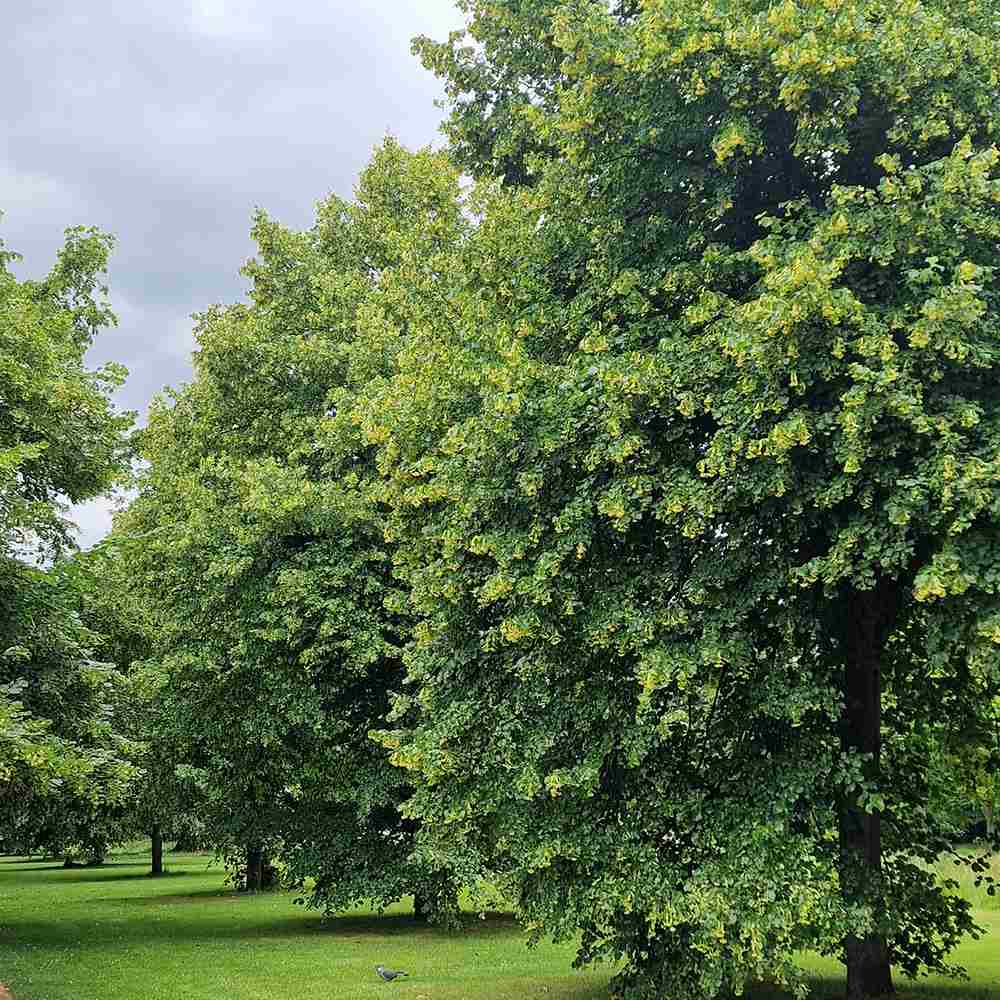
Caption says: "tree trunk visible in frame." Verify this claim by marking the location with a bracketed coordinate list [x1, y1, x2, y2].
[151, 824, 163, 876]
[413, 891, 428, 921]
[260, 853, 276, 890]
[245, 843, 263, 892]
[984, 802, 995, 842]
[839, 585, 896, 1000]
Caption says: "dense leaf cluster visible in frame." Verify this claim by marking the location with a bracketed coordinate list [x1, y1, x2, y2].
[117, 142, 467, 912]
[368, 2, 1000, 997]
[0, 228, 137, 855]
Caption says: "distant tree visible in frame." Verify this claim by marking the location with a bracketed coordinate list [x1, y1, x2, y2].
[0, 224, 131, 553]
[74, 541, 206, 876]
[118, 141, 464, 913]
[0, 224, 136, 855]
[0, 559, 140, 861]
[929, 695, 1000, 841]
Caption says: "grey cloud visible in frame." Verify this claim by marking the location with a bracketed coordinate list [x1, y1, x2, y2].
[2, 0, 462, 548]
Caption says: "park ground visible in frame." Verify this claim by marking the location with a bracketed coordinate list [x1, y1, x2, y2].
[0, 847, 997, 1000]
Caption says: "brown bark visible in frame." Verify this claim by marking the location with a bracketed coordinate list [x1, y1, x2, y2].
[151, 824, 163, 876]
[839, 583, 896, 999]
[260, 853, 276, 890]
[245, 844, 262, 892]
[244, 844, 275, 891]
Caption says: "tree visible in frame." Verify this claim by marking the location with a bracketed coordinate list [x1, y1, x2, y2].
[74, 540, 201, 876]
[117, 141, 465, 912]
[929, 695, 1000, 841]
[0, 224, 137, 855]
[0, 682, 103, 851]
[352, 2, 1000, 998]
[0, 224, 131, 554]
[0, 558, 141, 860]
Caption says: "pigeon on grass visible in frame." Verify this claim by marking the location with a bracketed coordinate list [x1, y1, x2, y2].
[375, 965, 409, 982]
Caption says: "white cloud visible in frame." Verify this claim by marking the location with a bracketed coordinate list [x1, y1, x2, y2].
[187, 0, 272, 41]
[7, 0, 465, 549]
[69, 496, 119, 550]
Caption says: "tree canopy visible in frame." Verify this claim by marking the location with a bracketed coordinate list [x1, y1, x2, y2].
[117, 141, 466, 910]
[346, 2, 1000, 998]
[0, 225, 136, 850]
[7, 5, 1000, 999]
[0, 225, 130, 553]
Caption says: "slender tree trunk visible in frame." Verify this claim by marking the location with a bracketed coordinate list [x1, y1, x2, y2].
[151, 824, 163, 876]
[260, 853, 276, 889]
[839, 585, 895, 1000]
[245, 843, 263, 892]
[413, 891, 428, 921]
[984, 802, 995, 841]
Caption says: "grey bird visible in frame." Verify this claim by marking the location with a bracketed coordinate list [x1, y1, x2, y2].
[375, 965, 409, 982]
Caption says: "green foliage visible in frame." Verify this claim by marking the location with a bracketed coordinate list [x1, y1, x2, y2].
[71, 540, 206, 853]
[336, 2, 1000, 997]
[928, 697, 1000, 840]
[5, 7, 997, 1000]
[117, 140, 466, 916]
[0, 224, 136, 854]
[0, 224, 131, 554]
[0, 559, 141, 856]
[0, 683, 95, 808]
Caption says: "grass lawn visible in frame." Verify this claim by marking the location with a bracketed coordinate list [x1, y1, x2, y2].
[0, 847, 997, 1000]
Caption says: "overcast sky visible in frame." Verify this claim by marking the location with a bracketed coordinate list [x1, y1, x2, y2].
[2, 0, 462, 547]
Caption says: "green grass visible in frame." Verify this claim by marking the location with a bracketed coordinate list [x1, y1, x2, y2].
[0, 847, 997, 1000]
[0, 848, 612, 1000]
[939, 845, 1000, 912]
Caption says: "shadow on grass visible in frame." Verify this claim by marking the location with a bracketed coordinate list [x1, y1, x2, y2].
[63, 870, 201, 884]
[308, 911, 523, 940]
[6, 864, 225, 886]
[0, 856, 70, 864]
[107, 889, 520, 936]
[111, 886, 250, 904]
[1, 906, 525, 954]
[9, 862, 139, 873]
[16, 870, 179, 886]
[106, 897, 522, 939]
[114, 870, 195, 882]
[750, 978, 997, 1000]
